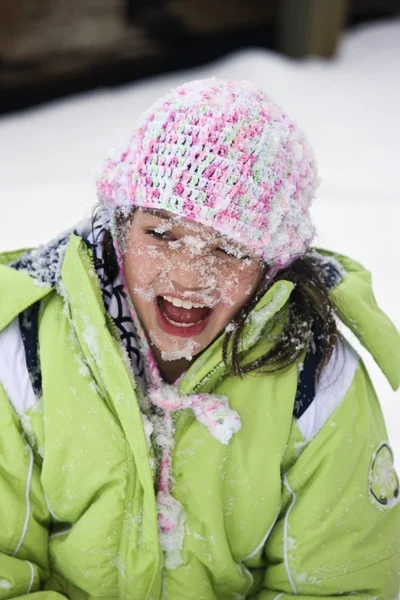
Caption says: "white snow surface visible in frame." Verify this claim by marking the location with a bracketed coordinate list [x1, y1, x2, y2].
[1, 19, 399, 467]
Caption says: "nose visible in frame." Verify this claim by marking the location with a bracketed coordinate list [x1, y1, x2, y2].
[167, 253, 216, 291]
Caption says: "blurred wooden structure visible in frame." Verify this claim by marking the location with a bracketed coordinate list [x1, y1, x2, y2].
[1, 0, 399, 113]
[279, 0, 347, 58]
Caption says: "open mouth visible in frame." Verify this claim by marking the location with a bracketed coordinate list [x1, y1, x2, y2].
[155, 295, 213, 338]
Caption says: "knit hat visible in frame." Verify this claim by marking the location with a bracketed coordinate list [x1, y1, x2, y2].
[96, 78, 318, 265]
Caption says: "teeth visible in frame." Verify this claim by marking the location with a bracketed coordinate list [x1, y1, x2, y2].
[162, 295, 206, 309]
[163, 314, 197, 327]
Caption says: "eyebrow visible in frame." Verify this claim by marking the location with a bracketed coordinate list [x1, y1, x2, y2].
[142, 208, 172, 220]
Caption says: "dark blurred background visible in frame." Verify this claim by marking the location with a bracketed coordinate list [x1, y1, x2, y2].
[1, 0, 399, 115]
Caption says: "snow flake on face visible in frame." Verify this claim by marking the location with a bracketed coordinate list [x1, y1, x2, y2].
[169, 235, 208, 256]
[161, 340, 200, 362]
[133, 286, 156, 303]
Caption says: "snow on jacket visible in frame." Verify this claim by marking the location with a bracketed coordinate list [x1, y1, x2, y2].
[0, 228, 399, 600]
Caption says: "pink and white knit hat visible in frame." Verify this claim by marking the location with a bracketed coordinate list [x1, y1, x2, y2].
[96, 78, 318, 265]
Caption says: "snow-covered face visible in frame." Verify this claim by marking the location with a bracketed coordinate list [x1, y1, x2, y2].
[123, 209, 265, 362]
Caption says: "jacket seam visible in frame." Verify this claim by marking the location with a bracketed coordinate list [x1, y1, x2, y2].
[317, 551, 400, 581]
[282, 475, 298, 595]
[25, 560, 35, 593]
[12, 444, 34, 557]
[240, 503, 282, 595]
[118, 440, 135, 600]
[49, 526, 74, 540]
[44, 493, 64, 523]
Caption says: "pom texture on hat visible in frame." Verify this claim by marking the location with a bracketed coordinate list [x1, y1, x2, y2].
[96, 78, 318, 264]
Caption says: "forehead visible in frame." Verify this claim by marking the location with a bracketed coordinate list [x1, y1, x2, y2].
[142, 208, 172, 220]
[138, 208, 246, 248]
[141, 208, 195, 224]
[139, 208, 213, 235]
[138, 208, 259, 259]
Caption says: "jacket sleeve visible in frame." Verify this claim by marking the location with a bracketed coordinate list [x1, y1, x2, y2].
[255, 360, 400, 599]
[0, 382, 65, 599]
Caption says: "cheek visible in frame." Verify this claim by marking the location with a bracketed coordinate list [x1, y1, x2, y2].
[216, 264, 261, 307]
[124, 243, 166, 288]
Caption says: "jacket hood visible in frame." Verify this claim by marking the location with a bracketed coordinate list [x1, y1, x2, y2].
[0, 247, 54, 332]
[320, 250, 400, 391]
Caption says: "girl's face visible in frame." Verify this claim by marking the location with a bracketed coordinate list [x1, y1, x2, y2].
[123, 209, 265, 362]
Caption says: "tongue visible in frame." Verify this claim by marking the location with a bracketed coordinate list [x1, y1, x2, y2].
[160, 298, 210, 324]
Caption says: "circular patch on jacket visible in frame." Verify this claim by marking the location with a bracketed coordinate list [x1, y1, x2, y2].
[369, 443, 399, 508]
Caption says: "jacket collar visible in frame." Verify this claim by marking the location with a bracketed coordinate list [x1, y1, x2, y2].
[0, 228, 73, 331]
[325, 250, 400, 391]
[0, 265, 53, 331]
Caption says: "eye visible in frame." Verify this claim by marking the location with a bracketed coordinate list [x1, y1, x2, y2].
[216, 247, 234, 258]
[216, 247, 251, 261]
[145, 228, 176, 242]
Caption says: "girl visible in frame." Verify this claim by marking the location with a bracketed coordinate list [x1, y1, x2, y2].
[0, 79, 399, 599]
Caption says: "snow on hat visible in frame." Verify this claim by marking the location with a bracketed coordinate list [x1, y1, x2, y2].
[96, 78, 318, 265]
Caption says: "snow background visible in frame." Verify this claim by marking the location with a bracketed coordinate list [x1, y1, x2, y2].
[1, 19, 399, 467]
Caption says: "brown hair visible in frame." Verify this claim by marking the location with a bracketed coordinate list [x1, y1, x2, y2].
[92, 206, 338, 380]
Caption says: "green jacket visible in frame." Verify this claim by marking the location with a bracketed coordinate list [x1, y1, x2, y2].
[0, 233, 399, 600]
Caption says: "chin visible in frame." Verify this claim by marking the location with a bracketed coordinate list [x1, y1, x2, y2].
[151, 329, 205, 362]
